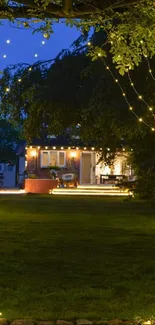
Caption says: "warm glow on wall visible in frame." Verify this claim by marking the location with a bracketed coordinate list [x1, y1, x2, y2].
[70, 152, 77, 158]
[31, 150, 37, 157]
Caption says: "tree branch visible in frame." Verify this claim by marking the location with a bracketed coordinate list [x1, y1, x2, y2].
[63, 0, 73, 14]
[0, 0, 146, 19]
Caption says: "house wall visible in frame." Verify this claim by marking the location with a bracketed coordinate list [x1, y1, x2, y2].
[26, 147, 81, 179]
[0, 164, 16, 188]
[25, 147, 82, 193]
[26, 147, 132, 190]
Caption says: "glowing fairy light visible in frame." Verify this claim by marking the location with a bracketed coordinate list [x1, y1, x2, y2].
[34, 54, 38, 58]
[43, 33, 49, 39]
[3, 54, 7, 58]
[18, 79, 22, 82]
[41, 41, 45, 45]
[128, 71, 154, 117]
[5, 87, 10, 92]
[6, 39, 10, 44]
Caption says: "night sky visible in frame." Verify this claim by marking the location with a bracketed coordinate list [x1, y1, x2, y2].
[0, 20, 80, 71]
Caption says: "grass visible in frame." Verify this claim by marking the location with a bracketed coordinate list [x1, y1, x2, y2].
[0, 195, 155, 320]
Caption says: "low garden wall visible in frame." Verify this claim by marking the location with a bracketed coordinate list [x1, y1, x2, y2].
[25, 179, 58, 194]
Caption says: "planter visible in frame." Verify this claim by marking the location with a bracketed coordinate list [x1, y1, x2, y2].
[25, 178, 58, 194]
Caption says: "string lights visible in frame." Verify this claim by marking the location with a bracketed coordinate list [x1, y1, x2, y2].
[0, 36, 49, 99]
[26, 145, 131, 152]
[144, 55, 155, 81]
[87, 41, 155, 132]
[127, 70, 154, 115]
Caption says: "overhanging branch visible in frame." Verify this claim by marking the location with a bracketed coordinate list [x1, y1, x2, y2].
[0, 0, 147, 19]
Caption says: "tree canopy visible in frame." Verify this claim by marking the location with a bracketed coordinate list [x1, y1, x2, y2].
[0, 120, 21, 162]
[0, 0, 155, 72]
[1, 31, 155, 143]
[0, 0, 146, 19]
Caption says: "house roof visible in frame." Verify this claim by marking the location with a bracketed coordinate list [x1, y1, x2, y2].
[29, 135, 86, 147]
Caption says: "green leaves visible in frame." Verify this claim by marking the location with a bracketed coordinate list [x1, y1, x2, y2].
[87, 46, 106, 62]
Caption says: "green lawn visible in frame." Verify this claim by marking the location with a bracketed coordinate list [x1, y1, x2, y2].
[0, 195, 155, 320]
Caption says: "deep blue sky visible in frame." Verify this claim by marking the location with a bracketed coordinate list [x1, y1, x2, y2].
[0, 20, 80, 71]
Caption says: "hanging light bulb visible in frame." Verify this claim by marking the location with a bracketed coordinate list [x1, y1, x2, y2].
[43, 33, 49, 39]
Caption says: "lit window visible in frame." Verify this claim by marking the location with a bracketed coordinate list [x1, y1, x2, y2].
[50, 152, 57, 166]
[42, 152, 49, 167]
[59, 152, 66, 167]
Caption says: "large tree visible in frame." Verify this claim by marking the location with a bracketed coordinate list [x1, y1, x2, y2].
[1, 31, 154, 142]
